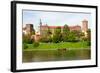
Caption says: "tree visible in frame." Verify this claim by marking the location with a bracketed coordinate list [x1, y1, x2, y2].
[40, 36, 52, 43]
[52, 34, 59, 43]
[23, 34, 33, 44]
[47, 28, 52, 35]
[67, 31, 78, 42]
[63, 24, 70, 33]
[87, 29, 91, 41]
[33, 42, 39, 47]
[23, 43, 28, 49]
[54, 27, 61, 34]
[62, 24, 70, 42]
[52, 27, 62, 43]
[86, 29, 91, 46]
[72, 30, 82, 41]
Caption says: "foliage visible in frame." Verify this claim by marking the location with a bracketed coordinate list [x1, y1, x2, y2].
[67, 31, 79, 42]
[81, 29, 91, 42]
[24, 42, 90, 50]
[86, 29, 91, 46]
[62, 24, 70, 42]
[87, 29, 91, 41]
[23, 43, 28, 49]
[63, 24, 70, 33]
[52, 27, 62, 43]
[33, 42, 39, 47]
[23, 34, 33, 44]
[40, 36, 52, 43]
[54, 26, 61, 34]
[86, 41, 91, 46]
[52, 34, 59, 43]
[47, 28, 52, 35]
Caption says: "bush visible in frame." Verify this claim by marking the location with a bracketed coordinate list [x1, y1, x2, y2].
[52, 34, 59, 43]
[33, 42, 39, 47]
[23, 34, 33, 44]
[27, 39, 33, 44]
[86, 41, 91, 46]
[82, 37, 88, 41]
[40, 36, 52, 43]
[23, 37, 33, 44]
[23, 43, 28, 49]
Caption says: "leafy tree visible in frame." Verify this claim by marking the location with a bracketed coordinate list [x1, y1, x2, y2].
[33, 42, 39, 47]
[47, 28, 52, 35]
[62, 33, 68, 42]
[23, 43, 28, 49]
[72, 30, 81, 41]
[52, 27, 62, 43]
[23, 34, 33, 44]
[52, 34, 62, 43]
[40, 36, 52, 43]
[86, 29, 91, 46]
[62, 24, 70, 42]
[81, 29, 91, 46]
[63, 24, 70, 33]
[67, 31, 78, 42]
[54, 27, 61, 34]
[87, 29, 91, 41]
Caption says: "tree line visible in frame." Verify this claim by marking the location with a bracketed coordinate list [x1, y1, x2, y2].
[40, 24, 91, 44]
[22, 24, 91, 49]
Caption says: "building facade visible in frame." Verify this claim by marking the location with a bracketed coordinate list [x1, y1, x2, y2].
[40, 19, 88, 37]
[22, 19, 88, 42]
[23, 24, 35, 35]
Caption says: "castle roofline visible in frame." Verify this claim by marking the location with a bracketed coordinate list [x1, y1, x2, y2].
[40, 25, 81, 30]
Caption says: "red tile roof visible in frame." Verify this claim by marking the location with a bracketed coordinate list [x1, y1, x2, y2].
[48, 26, 63, 28]
[40, 25, 81, 30]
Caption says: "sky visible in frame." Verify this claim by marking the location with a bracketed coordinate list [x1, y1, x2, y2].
[23, 10, 91, 32]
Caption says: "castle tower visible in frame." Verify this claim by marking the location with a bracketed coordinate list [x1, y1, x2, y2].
[82, 19, 88, 37]
[26, 24, 33, 35]
[39, 19, 42, 35]
[40, 19, 42, 26]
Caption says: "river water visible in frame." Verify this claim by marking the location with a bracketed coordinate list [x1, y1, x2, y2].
[22, 49, 90, 63]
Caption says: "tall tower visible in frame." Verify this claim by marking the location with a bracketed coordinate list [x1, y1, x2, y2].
[40, 19, 42, 26]
[26, 24, 33, 35]
[82, 19, 88, 32]
[40, 19, 42, 35]
[82, 19, 88, 37]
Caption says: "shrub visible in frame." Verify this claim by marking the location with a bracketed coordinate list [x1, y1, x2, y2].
[40, 36, 52, 43]
[86, 41, 91, 46]
[23, 37, 33, 44]
[33, 42, 39, 47]
[27, 39, 33, 44]
[23, 34, 33, 44]
[23, 43, 28, 49]
[52, 34, 59, 43]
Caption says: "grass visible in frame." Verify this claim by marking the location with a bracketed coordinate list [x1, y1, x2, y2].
[23, 41, 90, 51]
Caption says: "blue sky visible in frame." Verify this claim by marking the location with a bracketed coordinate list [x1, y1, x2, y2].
[23, 10, 91, 32]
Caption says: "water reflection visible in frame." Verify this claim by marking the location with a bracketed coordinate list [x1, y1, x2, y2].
[22, 49, 91, 63]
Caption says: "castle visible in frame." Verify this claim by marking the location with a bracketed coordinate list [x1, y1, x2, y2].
[23, 24, 34, 35]
[39, 19, 88, 37]
[23, 19, 88, 41]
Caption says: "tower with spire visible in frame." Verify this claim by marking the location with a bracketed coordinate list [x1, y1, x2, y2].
[82, 19, 88, 37]
[40, 19, 42, 26]
[39, 19, 42, 35]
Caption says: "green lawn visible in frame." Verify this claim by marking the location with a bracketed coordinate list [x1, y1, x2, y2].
[24, 41, 90, 51]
